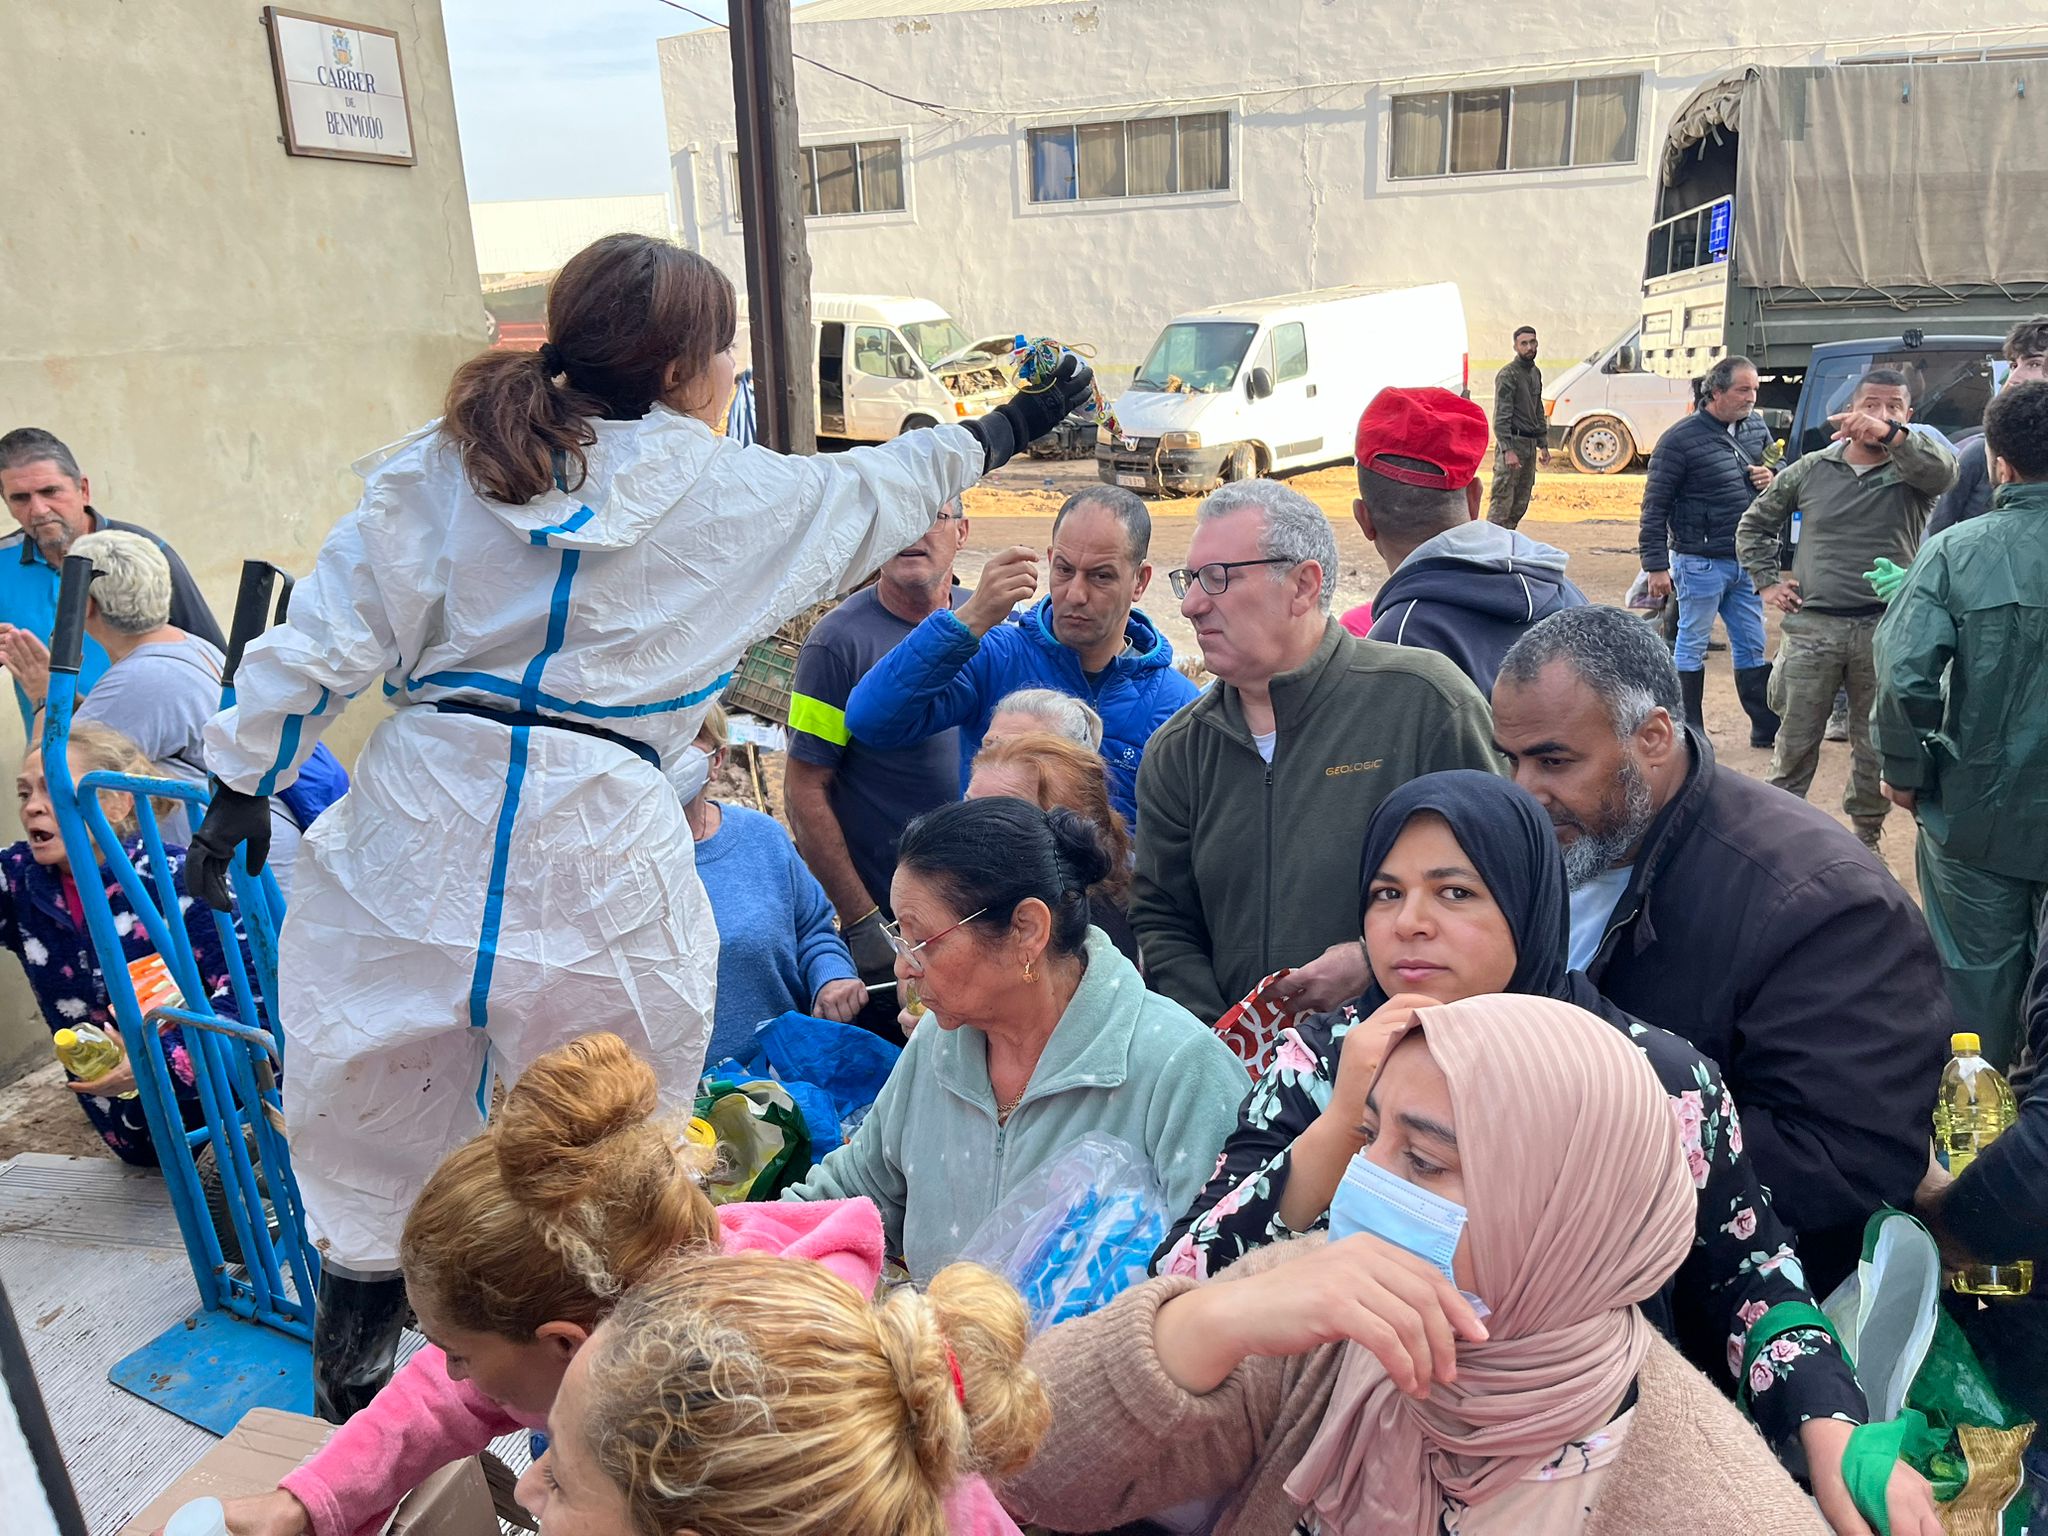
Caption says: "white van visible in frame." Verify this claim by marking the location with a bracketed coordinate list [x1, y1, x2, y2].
[812, 295, 1012, 441]
[1097, 284, 1468, 495]
[1542, 326, 1695, 474]
[735, 294, 1013, 442]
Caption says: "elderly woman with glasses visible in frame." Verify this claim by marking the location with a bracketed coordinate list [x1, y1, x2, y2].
[782, 796, 1248, 1280]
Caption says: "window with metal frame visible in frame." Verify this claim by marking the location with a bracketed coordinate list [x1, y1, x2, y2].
[1027, 112, 1231, 202]
[729, 138, 907, 221]
[1390, 75, 1641, 179]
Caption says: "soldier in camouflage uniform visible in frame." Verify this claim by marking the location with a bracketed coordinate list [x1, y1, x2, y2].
[1488, 325, 1549, 528]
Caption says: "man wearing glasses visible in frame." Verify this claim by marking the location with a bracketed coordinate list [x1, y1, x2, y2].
[1131, 480, 1500, 1025]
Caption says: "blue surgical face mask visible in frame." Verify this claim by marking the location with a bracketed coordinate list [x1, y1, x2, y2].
[1328, 1147, 1469, 1288]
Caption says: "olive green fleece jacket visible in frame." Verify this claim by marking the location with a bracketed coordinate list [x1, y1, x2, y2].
[1735, 430, 1957, 615]
[1131, 620, 1501, 1023]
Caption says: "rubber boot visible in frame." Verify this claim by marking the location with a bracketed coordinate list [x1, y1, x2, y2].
[1678, 669, 1707, 733]
[312, 1269, 410, 1423]
[1733, 665, 1780, 749]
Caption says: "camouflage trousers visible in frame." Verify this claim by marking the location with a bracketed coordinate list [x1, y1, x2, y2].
[1487, 440, 1541, 528]
[1766, 608, 1888, 829]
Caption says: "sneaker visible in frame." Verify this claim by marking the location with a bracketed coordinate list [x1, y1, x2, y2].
[1825, 702, 1850, 742]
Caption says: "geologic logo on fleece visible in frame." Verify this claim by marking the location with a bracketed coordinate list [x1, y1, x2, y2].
[1324, 758, 1384, 778]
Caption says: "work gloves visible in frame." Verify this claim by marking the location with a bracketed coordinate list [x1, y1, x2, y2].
[186, 784, 273, 912]
[964, 354, 1095, 472]
[842, 908, 897, 984]
[1865, 557, 1910, 604]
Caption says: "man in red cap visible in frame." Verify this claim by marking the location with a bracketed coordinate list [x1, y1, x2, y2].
[1344, 385, 1586, 692]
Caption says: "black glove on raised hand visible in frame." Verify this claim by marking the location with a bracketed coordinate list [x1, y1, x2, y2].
[185, 784, 273, 911]
[964, 354, 1096, 472]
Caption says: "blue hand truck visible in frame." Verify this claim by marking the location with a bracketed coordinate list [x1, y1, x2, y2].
[42, 555, 322, 1433]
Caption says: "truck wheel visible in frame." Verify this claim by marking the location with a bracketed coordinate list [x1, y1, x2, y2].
[1567, 416, 1635, 475]
[1224, 443, 1259, 483]
[898, 415, 937, 436]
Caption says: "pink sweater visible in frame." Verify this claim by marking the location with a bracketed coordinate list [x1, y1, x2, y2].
[280, 1198, 1019, 1536]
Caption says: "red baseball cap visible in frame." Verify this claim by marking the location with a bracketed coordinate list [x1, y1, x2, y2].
[1354, 386, 1490, 490]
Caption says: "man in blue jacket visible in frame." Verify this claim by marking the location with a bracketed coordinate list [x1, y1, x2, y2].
[1636, 356, 1779, 748]
[843, 486, 1197, 825]
[1352, 385, 1585, 693]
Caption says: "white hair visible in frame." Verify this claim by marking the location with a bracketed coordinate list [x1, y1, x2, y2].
[71, 530, 172, 635]
[991, 688, 1103, 750]
[1195, 480, 1338, 611]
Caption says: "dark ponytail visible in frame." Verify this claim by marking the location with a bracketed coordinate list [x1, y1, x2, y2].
[897, 799, 1110, 958]
[442, 234, 738, 505]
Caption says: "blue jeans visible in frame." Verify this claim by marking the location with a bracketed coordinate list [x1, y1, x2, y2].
[1671, 553, 1766, 671]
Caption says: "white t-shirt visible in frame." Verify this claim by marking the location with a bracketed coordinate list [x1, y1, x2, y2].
[1568, 865, 1635, 971]
[1253, 728, 1277, 763]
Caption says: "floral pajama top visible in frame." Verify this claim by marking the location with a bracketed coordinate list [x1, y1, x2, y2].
[0, 840, 247, 1167]
[1157, 996, 1867, 1453]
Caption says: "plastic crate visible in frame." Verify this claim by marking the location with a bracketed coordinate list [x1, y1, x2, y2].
[722, 634, 804, 725]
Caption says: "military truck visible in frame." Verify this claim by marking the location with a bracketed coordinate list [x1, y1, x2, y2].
[1639, 57, 2047, 412]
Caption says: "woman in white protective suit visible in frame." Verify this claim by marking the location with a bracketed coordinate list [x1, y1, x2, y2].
[184, 233, 1092, 1420]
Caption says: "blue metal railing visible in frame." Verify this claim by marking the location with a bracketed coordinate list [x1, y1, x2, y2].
[41, 554, 318, 1342]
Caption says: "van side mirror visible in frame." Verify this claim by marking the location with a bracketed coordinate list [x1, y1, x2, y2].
[1247, 367, 1274, 401]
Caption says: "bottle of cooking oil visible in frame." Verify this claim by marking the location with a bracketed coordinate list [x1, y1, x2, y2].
[52, 1023, 137, 1099]
[1933, 1031, 2032, 1296]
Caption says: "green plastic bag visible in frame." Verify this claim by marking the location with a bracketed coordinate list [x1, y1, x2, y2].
[692, 1077, 812, 1203]
[1822, 1209, 2035, 1536]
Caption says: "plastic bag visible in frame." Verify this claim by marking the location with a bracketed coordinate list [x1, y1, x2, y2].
[957, 1133, 1171, 1331]
[692, 1077, 810, 1204]
[722, 1011, 901, 1159]
[1822, 1209, 2036, 1534]
[1625, 568, 1662, 611]
[1213, 970, 1307, 1079]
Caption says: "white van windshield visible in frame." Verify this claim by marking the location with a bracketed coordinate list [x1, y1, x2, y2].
[902, 318, 972, 369]
[1131, 322, 1258, 393]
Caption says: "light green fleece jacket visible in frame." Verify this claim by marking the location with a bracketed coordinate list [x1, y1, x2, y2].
[784, 926, 1251, 1279]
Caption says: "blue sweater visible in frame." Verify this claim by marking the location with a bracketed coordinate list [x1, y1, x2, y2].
[842, 595, 1198, 826]
[694, 803, 860, 1062]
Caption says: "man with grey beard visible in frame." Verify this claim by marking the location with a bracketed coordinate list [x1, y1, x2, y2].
[1490, 605, 1951, 1294]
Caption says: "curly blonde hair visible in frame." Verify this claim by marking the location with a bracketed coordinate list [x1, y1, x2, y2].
[582, 1253, 1049, 1536]
[399, 1032, 720, 1337]
[27, 721, 178, 840]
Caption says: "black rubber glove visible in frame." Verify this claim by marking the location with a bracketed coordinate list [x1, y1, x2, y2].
[964, 354, 1096, 472]
[841, 908, 897, 983]
[185, 784, 272, 911]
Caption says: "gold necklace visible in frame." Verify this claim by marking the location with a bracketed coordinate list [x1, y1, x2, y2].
[996, 1089, 1025, 1123]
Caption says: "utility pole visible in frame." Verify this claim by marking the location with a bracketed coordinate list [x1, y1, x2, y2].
[728, 0, 816, 454]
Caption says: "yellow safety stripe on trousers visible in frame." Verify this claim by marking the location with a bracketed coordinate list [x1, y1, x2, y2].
[786, 692, 850, 746]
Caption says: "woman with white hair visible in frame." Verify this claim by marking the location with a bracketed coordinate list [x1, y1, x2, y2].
[7, 529, 305, 897]
[984, 687, 1103, 751]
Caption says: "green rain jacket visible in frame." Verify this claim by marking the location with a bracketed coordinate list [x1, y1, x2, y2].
[1872, 481, 2048, 878]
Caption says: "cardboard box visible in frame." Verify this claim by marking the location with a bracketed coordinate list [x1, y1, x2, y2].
[118, 1408, 499, 1536]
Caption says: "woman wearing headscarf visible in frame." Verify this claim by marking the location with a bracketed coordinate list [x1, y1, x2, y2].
[1004, 994, 1826, 1535]
[1155, 772, 1938, 1536]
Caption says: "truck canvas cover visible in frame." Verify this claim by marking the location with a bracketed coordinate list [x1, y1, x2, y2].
[1732, 62, 2048, 293]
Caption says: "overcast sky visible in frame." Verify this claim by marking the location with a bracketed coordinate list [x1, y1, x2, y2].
[443, 0, 725, 203]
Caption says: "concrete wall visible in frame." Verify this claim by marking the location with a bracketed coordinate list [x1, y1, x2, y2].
[0, 1, 484, 1079]
[658, 2, 2044, 375]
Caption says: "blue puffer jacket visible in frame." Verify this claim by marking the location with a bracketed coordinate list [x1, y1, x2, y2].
[843, 595, 1198, 826]
[1639, 409, 1772, 567]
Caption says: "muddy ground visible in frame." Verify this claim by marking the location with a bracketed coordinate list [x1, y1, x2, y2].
[0, 459, 1906, 1161]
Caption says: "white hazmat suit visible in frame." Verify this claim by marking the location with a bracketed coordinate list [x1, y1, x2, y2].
[204, 405, 984, 1271]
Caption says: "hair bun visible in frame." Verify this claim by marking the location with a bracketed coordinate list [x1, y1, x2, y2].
[1043, 806, 1112, 892]
[494, 1032, 660, 1214]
